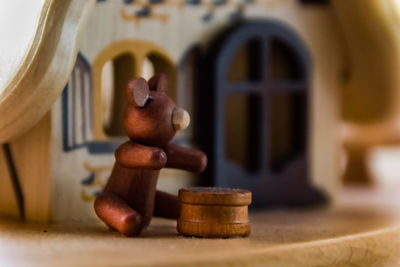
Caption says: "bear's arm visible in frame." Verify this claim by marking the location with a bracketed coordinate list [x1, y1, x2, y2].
[163, 143, 207, 172]
[115, 141, 167, 169]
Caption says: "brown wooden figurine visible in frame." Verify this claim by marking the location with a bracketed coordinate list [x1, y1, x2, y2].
[94, 74, 207, 236]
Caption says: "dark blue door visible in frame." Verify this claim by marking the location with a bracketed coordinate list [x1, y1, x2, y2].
[200, 21, 325, 207]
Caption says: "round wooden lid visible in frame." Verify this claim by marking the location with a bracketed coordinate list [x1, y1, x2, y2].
[179, 187, 252, 206]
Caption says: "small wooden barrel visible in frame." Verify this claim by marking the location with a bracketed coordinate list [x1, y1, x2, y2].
[177, 187, 252, 238]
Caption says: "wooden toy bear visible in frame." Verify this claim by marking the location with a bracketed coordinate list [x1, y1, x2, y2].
[94, 74, 207, 236]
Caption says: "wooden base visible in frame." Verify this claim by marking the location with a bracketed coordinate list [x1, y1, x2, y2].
[0, 188, 399, 266]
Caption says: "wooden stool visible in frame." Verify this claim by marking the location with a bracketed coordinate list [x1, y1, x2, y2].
[177, 187, 252, 238]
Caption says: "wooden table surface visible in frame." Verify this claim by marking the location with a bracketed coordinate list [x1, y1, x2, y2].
[0, 188, 400, 266]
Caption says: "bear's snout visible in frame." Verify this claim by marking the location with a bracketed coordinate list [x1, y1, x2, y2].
[172, 107, 190, 131]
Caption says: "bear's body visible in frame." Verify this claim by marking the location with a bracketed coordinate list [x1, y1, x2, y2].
[94, 74, 207, 236]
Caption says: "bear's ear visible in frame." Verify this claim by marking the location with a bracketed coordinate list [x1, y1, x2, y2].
[126, 78, 150, 107]
[148, 73, 168, 93]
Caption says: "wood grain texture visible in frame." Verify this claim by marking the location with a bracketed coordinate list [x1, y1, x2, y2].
[178, 188, 251, 238]
[0, 113, 52, 221]
[10, 113, 52, 222]
[0, 0, 94, 143]
[0, 188, 399, 266]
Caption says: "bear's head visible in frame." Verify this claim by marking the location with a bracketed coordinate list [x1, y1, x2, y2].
[124, 74, 190, 147]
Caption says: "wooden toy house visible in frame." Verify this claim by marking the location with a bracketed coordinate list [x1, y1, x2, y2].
[0, 0, 347, 222]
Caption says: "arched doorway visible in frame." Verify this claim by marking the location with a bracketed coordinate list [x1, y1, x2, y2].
[201, 21, 325, 206]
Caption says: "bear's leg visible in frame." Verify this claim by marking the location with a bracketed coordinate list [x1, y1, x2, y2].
[94, 192, 144, 237]
[153, 190, 180, 219]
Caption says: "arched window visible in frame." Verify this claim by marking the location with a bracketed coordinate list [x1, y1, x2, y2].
[92, 40, 176, 144]
[63, 41, 176, 154]
[102, 53, 136, 137]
